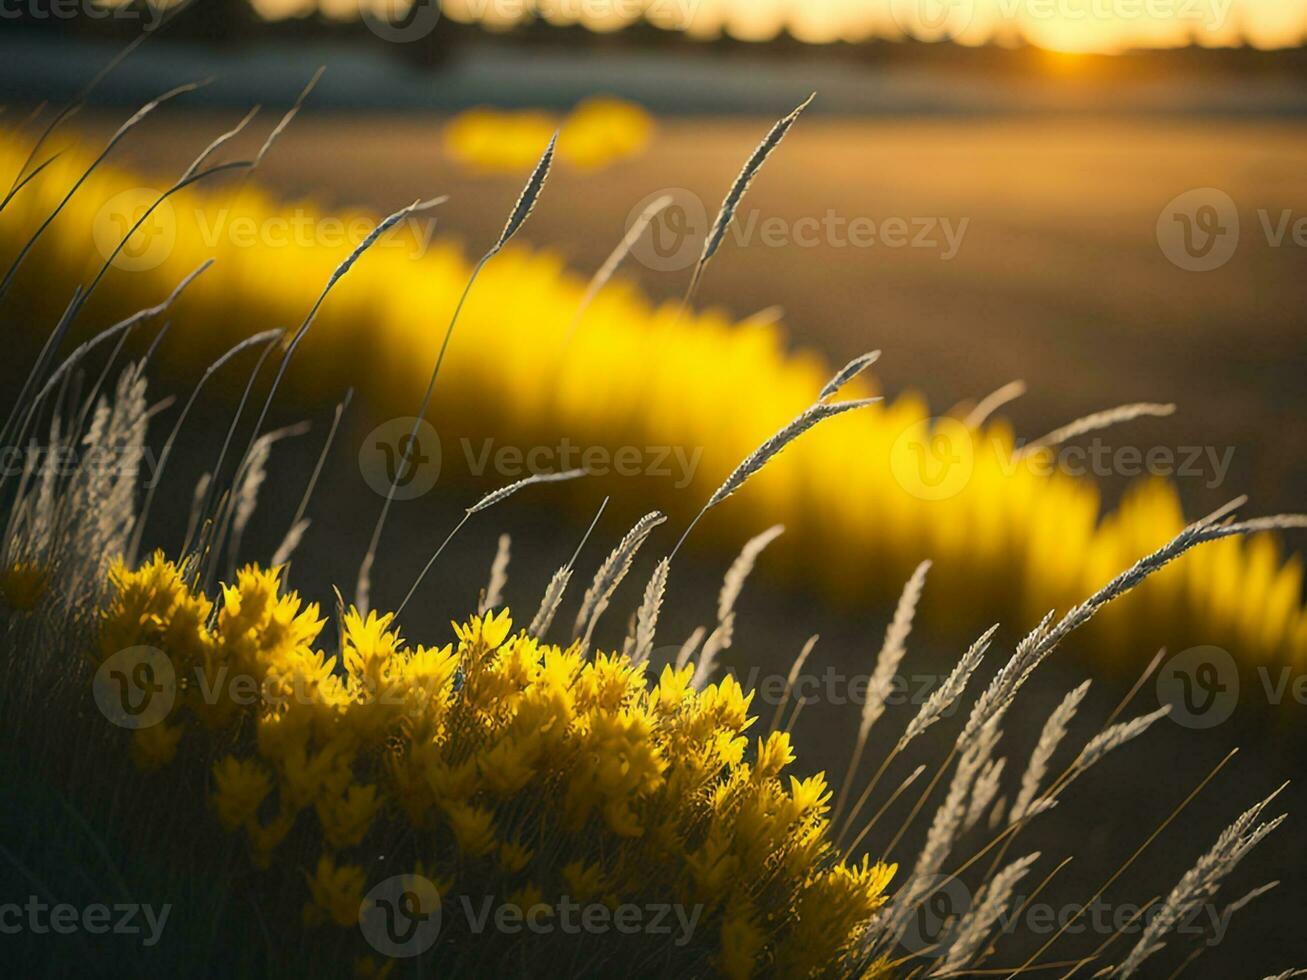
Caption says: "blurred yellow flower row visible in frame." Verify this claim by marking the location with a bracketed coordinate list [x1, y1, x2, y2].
[2, 130, 1304, 674]
[444, 98, 653, 172]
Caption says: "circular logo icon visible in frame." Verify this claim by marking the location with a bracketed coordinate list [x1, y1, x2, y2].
[93, 188, 176, 272]
[890, 417, 975, 501]
[889, 0, 976, 39]
[359, 874, 443, 958]
[1156, 188, 1239, 272]
[93, 646, 177, 729]
[899, 874, 972, 956]
[359, 417, 441, 500]
[360, 0, 442, 42]
[627, 187, 707, 273]
[1156, 645, 1239, 729]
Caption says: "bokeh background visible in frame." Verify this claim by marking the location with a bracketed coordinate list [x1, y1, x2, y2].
[3, 1, 1307, 975]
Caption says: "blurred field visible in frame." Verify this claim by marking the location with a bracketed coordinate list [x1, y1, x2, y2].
[82, 110, 1307, 517]
[18, 110, 1307, 973]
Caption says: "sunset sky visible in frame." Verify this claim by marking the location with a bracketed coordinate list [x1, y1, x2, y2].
[264, 0, 1307, 52]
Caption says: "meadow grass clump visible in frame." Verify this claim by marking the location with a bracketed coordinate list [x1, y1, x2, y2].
[1, 66, 1305, 979]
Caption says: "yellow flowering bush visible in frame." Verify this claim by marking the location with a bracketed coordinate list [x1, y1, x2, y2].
[96, 553, 893, 976]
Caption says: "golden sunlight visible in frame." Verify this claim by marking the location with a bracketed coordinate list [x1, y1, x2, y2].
[275, 0, 1307, 52]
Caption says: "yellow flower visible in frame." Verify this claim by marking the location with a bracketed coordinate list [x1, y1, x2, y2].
[0, 561, 47, 611]
[211, 756, 272, 830]
[753, 731, 795, 782]
[317, 783, 381, 849]
[248, 808, 296, 867]
[453, 608, 513, 652]
[341, 608, 403, 686]
[425, 757, 480, 803]
[304, 855, 366, 928]
[720, 906, 766, 980]
[478, 736, 537, 796]
[506, 884, 549, 919]
[561, 860, 606, 903]
[443, 802, 497, 857]
[780, 858, 897, 974]
[858, 957, 897, 979]
[130, 721, 182, 771]
[788, 773, 832, 815]
[498, 839, 534, 875]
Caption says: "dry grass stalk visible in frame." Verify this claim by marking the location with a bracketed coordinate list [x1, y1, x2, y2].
[270, 388, 353, 571]
[130, 328, 283, 563]
[1020, 402, 1177, 455]
[392, 470, 587, 619]
[964, 756, 1006, 833]
[716, 524, 784, 623]
[899, 625, 997, 752]
[565, 193, 673, 347]
[834, 560, 932, 820]
[356, 134, 555, 609]
[630, 557, 670, 665]
[479, 534, 511, 614]
[528, 497, 609, 640]
[1009, 680, 1090, 825]
[1115, 787, 1289, 978]
[962, 379, 1027, 428]
[768, 633, 818, 734]
[468, 468, 588, 515]
[931, 851, 1040, 976]
[0, 78, 209, 300]
[674, 626, 707, 670]
[529, 567, 572, 640]
[819, 350, 881, 401]
[1073, 705, 1172, 773]
[672, 396, 877, 558]
[253, 65, 325, 167]
[493, 132, 558, 254]
[575, 511, 666, 648]
[691, 613, 734, 690]
[684, 93, 815, 304]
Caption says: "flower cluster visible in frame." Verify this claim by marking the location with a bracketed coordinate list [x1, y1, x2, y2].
[0, 561, 47, 612]
[97, 554, 893, 976]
